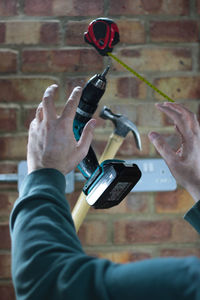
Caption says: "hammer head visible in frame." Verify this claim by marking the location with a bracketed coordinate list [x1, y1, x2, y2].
[100, 106, 142, 150]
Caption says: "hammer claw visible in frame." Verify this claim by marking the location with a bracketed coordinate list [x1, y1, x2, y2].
[100, 106, 142, 151]
[131, 124, 142, 151]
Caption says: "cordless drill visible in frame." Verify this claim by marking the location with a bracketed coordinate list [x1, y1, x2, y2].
[73, 67, 141, 209]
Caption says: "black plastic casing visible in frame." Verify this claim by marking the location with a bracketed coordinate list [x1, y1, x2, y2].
[73, 71, 107, 179]
[83, 160, 142, 209]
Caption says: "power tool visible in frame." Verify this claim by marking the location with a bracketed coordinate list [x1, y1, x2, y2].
[73, 67, 142, 209]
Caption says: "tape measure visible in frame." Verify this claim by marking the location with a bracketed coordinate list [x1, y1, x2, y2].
[84, 18, 175, 103]
[107, 52, 174, 102]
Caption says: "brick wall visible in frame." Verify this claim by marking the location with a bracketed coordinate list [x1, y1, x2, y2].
[0, 0, 200, 298]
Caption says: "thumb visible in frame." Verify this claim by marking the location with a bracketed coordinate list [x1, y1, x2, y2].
[148, 131, 175, 163]
[77, 119, 96, 157]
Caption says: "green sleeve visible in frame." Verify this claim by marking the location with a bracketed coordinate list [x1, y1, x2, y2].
[10, 169, 200, 300]
[184, 200, 200, 233]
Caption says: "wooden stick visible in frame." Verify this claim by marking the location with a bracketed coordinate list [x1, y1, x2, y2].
[72, 133, 124, 232]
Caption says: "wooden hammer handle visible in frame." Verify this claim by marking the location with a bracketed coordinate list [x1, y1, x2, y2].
[71, 191, 90, 232]
[72, 133, 124, 232]
[99, 133, 124, 163]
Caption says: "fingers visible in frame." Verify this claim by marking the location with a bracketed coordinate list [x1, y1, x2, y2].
[77, 119, 96, 158]
[36, 102, 43, 123]
[42, 84, 58, 121]
[156, 102, 197, 137]
[61, 87, 82, 121]
[148, 131, 176, 165]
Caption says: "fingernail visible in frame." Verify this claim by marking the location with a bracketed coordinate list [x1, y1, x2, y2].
[49, 84, 58, 91]
[75, 86, 82, 91]
[38, 102, 43, 108]
[148, 132, 159, 141]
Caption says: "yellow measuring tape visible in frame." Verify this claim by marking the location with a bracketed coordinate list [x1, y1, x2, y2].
[108, 52, 174, 103]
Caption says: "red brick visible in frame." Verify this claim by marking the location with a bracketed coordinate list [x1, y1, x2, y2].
[117, 77, 147, 99]
[156, 189, 195, 214]
[0, 136, 27, 160]
[0, 0, 17, 16]
[40, 22, 60, 45]
[117, 134, 150, 158]
[160, 248, 200, 258]
[0, 23, 6, 43]
[25, 0, 104, 16]
[114, 216, 198, 245]
[78, 220, 108, 246]
[109, 0, 189, 16]
[91, 138, 108, 158]
[171, 219, 199, 243]
[92, 133, 150, 159]
[100, 103, 138, 127]
[96, 251, 152, 263]
[4, 21, 60, 45]
[52, 0, 104, 16]
[0, 107, 18, 132]
[125, 194, 149, 213]
[117, 20, 145, 44]
[0, 254, 11, 278]
[24, 0, 52, 16]
[67, 190, 82, 211]
[0, 182, 17, 191]
[22, 106, 37, 130]
[153, 76, 200, 101]
[0, 162, 17, 174]
[0, 283, 15, 300]
[65, 21, 89, 45]
[2, 21, 59, 45]
[22, 49, 103, 73]
[137, 103, 163, 127]
[65, 77, 87, 93]
[150, 21, 199, 42]
[0, 192, 17, 216]
[0, 224, 10, 249]
[103, 77, 146, 101]
[4, 21, 55, 45]
[0, 50, 17, 73]
[113, 47, 192, 72]
[114, 220, 172, 244]
[0, 78, 58, 103]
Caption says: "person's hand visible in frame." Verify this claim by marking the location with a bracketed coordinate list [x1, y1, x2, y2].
[27, 84, 96, 175]
[148, 102, 200, 203]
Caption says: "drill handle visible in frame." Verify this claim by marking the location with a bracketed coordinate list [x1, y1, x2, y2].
[78, 146, 99, 179]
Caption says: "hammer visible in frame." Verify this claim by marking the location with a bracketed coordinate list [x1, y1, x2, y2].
[99, 106, 141, 161]
[72, 107, 141, 232]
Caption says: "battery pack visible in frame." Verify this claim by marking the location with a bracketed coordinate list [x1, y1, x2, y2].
[83, 160, 141, 209]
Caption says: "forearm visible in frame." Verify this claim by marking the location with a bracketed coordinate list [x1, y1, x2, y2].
[10, 169, 111, 300]
[10, 169, 200, 300]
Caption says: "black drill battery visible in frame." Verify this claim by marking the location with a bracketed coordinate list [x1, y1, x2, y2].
[83, 160, 141, 209]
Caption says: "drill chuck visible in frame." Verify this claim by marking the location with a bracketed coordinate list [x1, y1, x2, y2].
[73, 66, 110, 179]
[75, 66, 109, 124]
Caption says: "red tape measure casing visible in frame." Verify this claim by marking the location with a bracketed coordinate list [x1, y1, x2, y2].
[84, 18, 120, 56]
